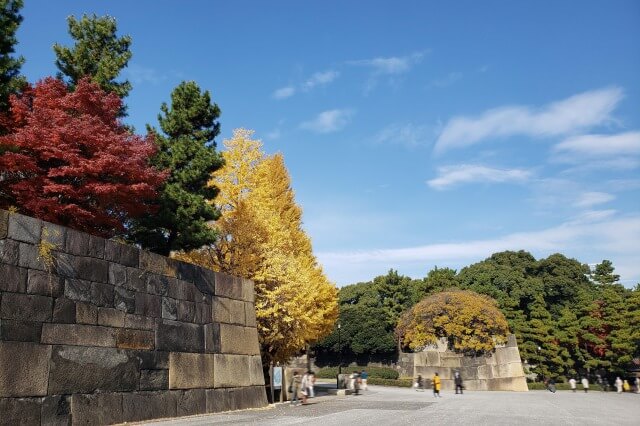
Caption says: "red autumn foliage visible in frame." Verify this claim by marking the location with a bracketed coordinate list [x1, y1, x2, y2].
[0, 77, 166, 237]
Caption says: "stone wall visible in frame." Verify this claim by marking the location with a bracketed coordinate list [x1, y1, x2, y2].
[397, 335, 528, 391]
[0, 210, 267, 425]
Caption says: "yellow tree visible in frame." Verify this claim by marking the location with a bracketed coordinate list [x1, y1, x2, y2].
[178, 129, 338, 363]
[396, 290, 509, 354]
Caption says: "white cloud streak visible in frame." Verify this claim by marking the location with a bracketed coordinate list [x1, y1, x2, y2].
[375, 123, 434, 147]
[427, 164, 532, 190]
[434, 87, 624, 153]
[349, 51, 425, 75]
[554, 131, 640, 157]
[302, 70, 340, 91]
[573, 192, 615, 208]
[317, 215, 640, 286]
[272, 86, 296, 99]
[300, 109, 354, 133]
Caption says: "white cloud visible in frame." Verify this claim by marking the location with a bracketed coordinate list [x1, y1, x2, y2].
[123, 64, 166, 85]
[375, 123, 434, 147]
[317, 214, 640, 286]
[429, 71, 462, 88]
[573, 192, 615, 208]
[434, 87, 624, 153]
[349, 51, 425, 75]
[273, 86, 296, 99]
[300, 109, 354, 133]
[553, 131, 640, 157]
[427, 164, 532, 190]
[302, 70, 340, 91]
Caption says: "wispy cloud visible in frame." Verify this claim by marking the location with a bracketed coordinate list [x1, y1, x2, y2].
[300, 109, 354, 133]
[429, 71, 462, 88]
[123, 64, 166, 85]
[273, 86, 296, 99]
[349, 51, 426, 75]
[302, 70, 340, 91]
[317, 214, 640, 286]
[434, 87, 624, 154]
[573, 191, 615, 208]
[375, 123, 435, 147]
[553, 131, 640, 157]
[427, 164, 532, 190]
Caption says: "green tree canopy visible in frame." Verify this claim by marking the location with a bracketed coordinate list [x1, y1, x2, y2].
[0, 0, 26, 117]
[53, 14, 132, 98]
[128, 81, 223, 255]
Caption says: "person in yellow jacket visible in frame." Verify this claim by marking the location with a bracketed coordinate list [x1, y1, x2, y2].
[432, 372, 441, 398]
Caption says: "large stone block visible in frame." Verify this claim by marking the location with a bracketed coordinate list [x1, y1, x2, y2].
[0, 397, 41, 425]
[138, 351, 169, 370]
[73, 256, 109, 283]
[426, 351, 441, 366]
[70, 393, 123, 425]
[0, 342, 51, 397]
[0, 264, 26, 292]
[124, 267, 147, 292]
[97, 307, 125, 327]
[241, 278, 255, 303]
[195, 302, 211, 324]
[169, 353, 215, 389]
[0, 238, 19, 265]
[116, 328, 154, 350]
[0, 319, 42, 342]
[139, 250, 167, 276]
[212, 296, 245, 324]
[204, 323, 220, 353]
[146, 273, 170, 296]
[52, 297, 76, 323]
[41, 223, 66, 250]
[162, 297, 177, 320]
[135, 292, 162, 318]
[114, 286, 136, 313]
[41, 395, 71, 426]
[248, 355, 266, 386]
[214, 272, 242, 300]
[214, 354, 251, 388]
[155, 320, 204, 353]
[176, 262, 197, 283]
[124, 313, 155, 330]
[440, 355, 462, 368]
[18, 242, 47, 271]
[121, 391, 177, 423]
[0, 292, 52, 322]
[64, 229, 104, 258]
[7, 213, 41, 244]
[75, 302, 98, 324]
[104, 240, 138, 266]
[0, 209, 8, 239]
[177, 389, 206, 416]
[176, 300, 196, 322]
[219, 324, 260, 355]
[140, 369, 169, 391]
[49, 346, 139, 394]
[108, 262, 127, 286]
[27, 269, 63, 297]
[193, 267, 215, 295]
[236, 386, 267, 410]
[494, 347, 522, 365]
[206, 388, 237, 413]
[245, 302, 257, 327]
[63, 278, 92, 304]
[41, 323, 117, 347]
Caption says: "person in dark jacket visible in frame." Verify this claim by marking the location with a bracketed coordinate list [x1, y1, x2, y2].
[454, 371, 464, 394]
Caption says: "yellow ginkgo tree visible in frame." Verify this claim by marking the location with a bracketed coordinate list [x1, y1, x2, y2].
[177, 128, 338, 364]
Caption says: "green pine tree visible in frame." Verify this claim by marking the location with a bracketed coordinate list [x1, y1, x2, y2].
[129, 81, 223, 255]
[0, 0, 26, 117]
[53, 14, 132, 98]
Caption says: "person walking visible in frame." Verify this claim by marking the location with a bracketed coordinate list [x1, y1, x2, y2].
[635, 377, 640, 394]
[432, 372, 441, 398]
[569, 377, 577, 392]
[306, 370, 316, 398]
[300, 372, 310, 404]
[415, 375, 424, 391]
[615, 376, 623, 393]
[623, 379, 630, 392]
[454, 371, 464, 394]
[581, 377, 589, 393]
[360, 369, 369, 391]
[353, 371, 361, 395]
[290, 371, 302, 406]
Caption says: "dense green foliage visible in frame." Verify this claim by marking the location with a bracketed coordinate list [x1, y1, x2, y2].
[314, 253, 640, 381]
[0, 0, 26, 117]
[128, 81, 223, 255]
[315, 366, 399, 379]
[53, 14, 132, 98]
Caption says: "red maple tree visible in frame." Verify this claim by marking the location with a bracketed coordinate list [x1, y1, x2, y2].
[0, 77, 166, 237]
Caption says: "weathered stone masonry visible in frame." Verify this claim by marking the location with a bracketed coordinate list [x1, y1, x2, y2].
[0, 210, 267, 425]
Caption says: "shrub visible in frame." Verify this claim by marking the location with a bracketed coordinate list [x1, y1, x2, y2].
[315, 366, 399, 380]
[367, 378, 413, 387]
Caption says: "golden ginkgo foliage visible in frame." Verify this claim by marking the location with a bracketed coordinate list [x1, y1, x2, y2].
[177, 128, 338, 363]
[396, 290, 509, 354]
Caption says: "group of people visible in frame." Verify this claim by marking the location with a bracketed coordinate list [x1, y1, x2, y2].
[415, 371, 464, 397]
[347, 370, 369, 395]
[551, 376, 640, 393]
[289, 370, 316, 406]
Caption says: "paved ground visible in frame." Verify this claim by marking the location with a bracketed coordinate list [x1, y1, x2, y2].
[143, 386, 640, 426]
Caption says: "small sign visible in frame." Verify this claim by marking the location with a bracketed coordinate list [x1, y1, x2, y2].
[273, 366, 283, 389]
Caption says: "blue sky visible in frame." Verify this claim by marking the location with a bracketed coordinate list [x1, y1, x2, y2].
[16, 1, 640, 286]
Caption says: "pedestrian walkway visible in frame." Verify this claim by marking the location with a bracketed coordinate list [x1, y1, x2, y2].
[141, 385, 640, 426]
